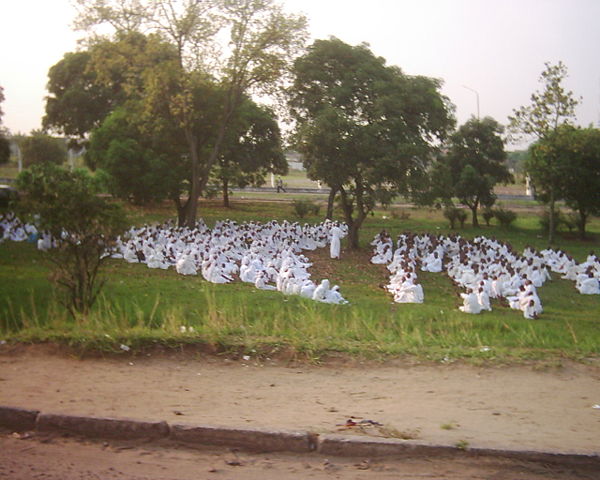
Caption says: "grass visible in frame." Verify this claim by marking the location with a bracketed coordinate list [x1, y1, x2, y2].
[1, 199, 599, 363]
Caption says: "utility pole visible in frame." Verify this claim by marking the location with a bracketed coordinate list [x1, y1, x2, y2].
[462, 85, 480, 120]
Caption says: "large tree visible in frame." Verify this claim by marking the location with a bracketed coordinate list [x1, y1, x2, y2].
[73, 0, 307, 227]
[86, 107, 184, 205]
[43, 51, 118, 145]
[288, 38, 454, 248]
[529, 125, 600, 239]
[443, 117, 512, 227]
[214, 100, 287, 207]
[508, 61, 580, 242]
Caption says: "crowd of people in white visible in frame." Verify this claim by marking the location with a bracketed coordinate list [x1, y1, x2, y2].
[370, 229, 600, 318]
[2, 212, 599, 315]
[0, 213, 350, 305]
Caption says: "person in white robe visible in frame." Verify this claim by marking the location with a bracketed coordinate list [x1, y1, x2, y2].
[329, 225, 343, 259]
[459, 289, 483, 314]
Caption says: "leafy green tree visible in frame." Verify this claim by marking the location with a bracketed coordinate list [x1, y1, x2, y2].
[43, 51, 118, 144]
[529, 125, 600, 239]
[20, 131, 67, 167]
[443, 117, 512, 227]
[15, 163, 127, 317]
[214, 101, 287, 207]
[0, 85, 9, 164]
[86, 107, 184, 205]
[508, 61, 580, 242]
[73, 0, 308, 227]
[288, 38, 454, 248]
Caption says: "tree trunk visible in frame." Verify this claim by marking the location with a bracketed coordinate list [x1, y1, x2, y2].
[548, 188, 555, 244]
[470, 198, 480, 228]
[183, 129, 201, 228]
[326, 187, 337, 219]
[222, 178, 230, 208]
[578, 209, 587, 240]
[471, 206, 479, 228]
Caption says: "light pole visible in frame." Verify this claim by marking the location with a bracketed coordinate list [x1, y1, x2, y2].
[462, 85, 480, 120]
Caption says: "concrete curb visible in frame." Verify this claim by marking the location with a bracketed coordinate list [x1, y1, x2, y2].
[171, 423, 316, 453]
[0, 406, 39, 431]
[36, 413, 169, 441]
[0, 405, 598, 466]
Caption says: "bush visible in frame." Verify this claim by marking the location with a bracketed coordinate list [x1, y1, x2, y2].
[391, 209, 411, 220]
[539, 208, 566, 234]
[482, 208, 494, 226]
[492, 207, 517, 228]
[15, 163, 128, 317]
[292, 199, 320, 218]
[443, 206, 467, 229]
[563, 211, 583, 234]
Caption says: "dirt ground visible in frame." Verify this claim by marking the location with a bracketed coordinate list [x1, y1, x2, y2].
[1, 345, 599, 478]
[2, 432, 599, 480]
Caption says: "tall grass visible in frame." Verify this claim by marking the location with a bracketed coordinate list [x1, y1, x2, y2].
[1, 202, 598, 361]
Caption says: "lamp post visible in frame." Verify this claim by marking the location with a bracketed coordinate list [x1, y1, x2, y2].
[462, 85, 480, 120]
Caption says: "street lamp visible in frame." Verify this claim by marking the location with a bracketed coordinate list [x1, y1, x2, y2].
[462, 85, 480, 120]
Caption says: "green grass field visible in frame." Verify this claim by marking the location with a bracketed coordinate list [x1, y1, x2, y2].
[1, 198, 599, 362]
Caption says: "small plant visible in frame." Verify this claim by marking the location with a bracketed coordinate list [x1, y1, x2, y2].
[440, 422, 458, 430]
[492, 207, 517, 228]
[455, 439, 469, 450]
[378, 426, 420, 440]
[292, 199, 320, 218]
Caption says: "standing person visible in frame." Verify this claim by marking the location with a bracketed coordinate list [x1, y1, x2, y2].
[276, 177, 286, 193]
[330, 224, 343, 259]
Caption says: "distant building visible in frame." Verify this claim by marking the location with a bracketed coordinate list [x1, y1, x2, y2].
[285, 151, 304, 170]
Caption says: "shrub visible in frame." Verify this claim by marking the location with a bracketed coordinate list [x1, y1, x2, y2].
[443, 206, 467, 229]
[292, 199, 320, 218]
[391, 209, 411, 220]
[539, 208, 566, 234]
[563, 211, 583, 234]
[492, 207, 517, 228]
[15, 163, 128, 317]
[482, 208, 494, 226]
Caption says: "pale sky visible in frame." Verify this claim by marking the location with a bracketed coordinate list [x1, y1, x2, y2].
[1, 0, 599, 150]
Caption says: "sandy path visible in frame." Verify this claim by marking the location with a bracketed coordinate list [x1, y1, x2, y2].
[1, 347, 599, 455]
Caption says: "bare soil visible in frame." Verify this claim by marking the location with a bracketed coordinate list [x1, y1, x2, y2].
[1, 345, 599, 454]
[2, 432, 598, 480]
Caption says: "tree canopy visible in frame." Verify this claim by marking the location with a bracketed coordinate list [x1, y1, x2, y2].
[529, 125, 600, 239]
[70, 0, 307, 227]
[19, 131, 67, 167]
[288, 38, 454, 247]
[442, 117, 512, 227]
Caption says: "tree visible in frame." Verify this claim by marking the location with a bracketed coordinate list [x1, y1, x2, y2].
[288, 38, 454, 248]
[443, 117, 512, 227]
[19, 131, 67, 167]
[0, 85, 9, 165]
[43, 51, 118, 145]
[529, 125, 600, 239]
[86, 107, 184, 205]
[73, 0, 308, 227]
[15, 163, 127, 317]
[508, 61, 580, 242]
[214, 100, 287, 207]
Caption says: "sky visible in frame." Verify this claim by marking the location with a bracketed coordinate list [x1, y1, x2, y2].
[1, 0, 600, 151]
